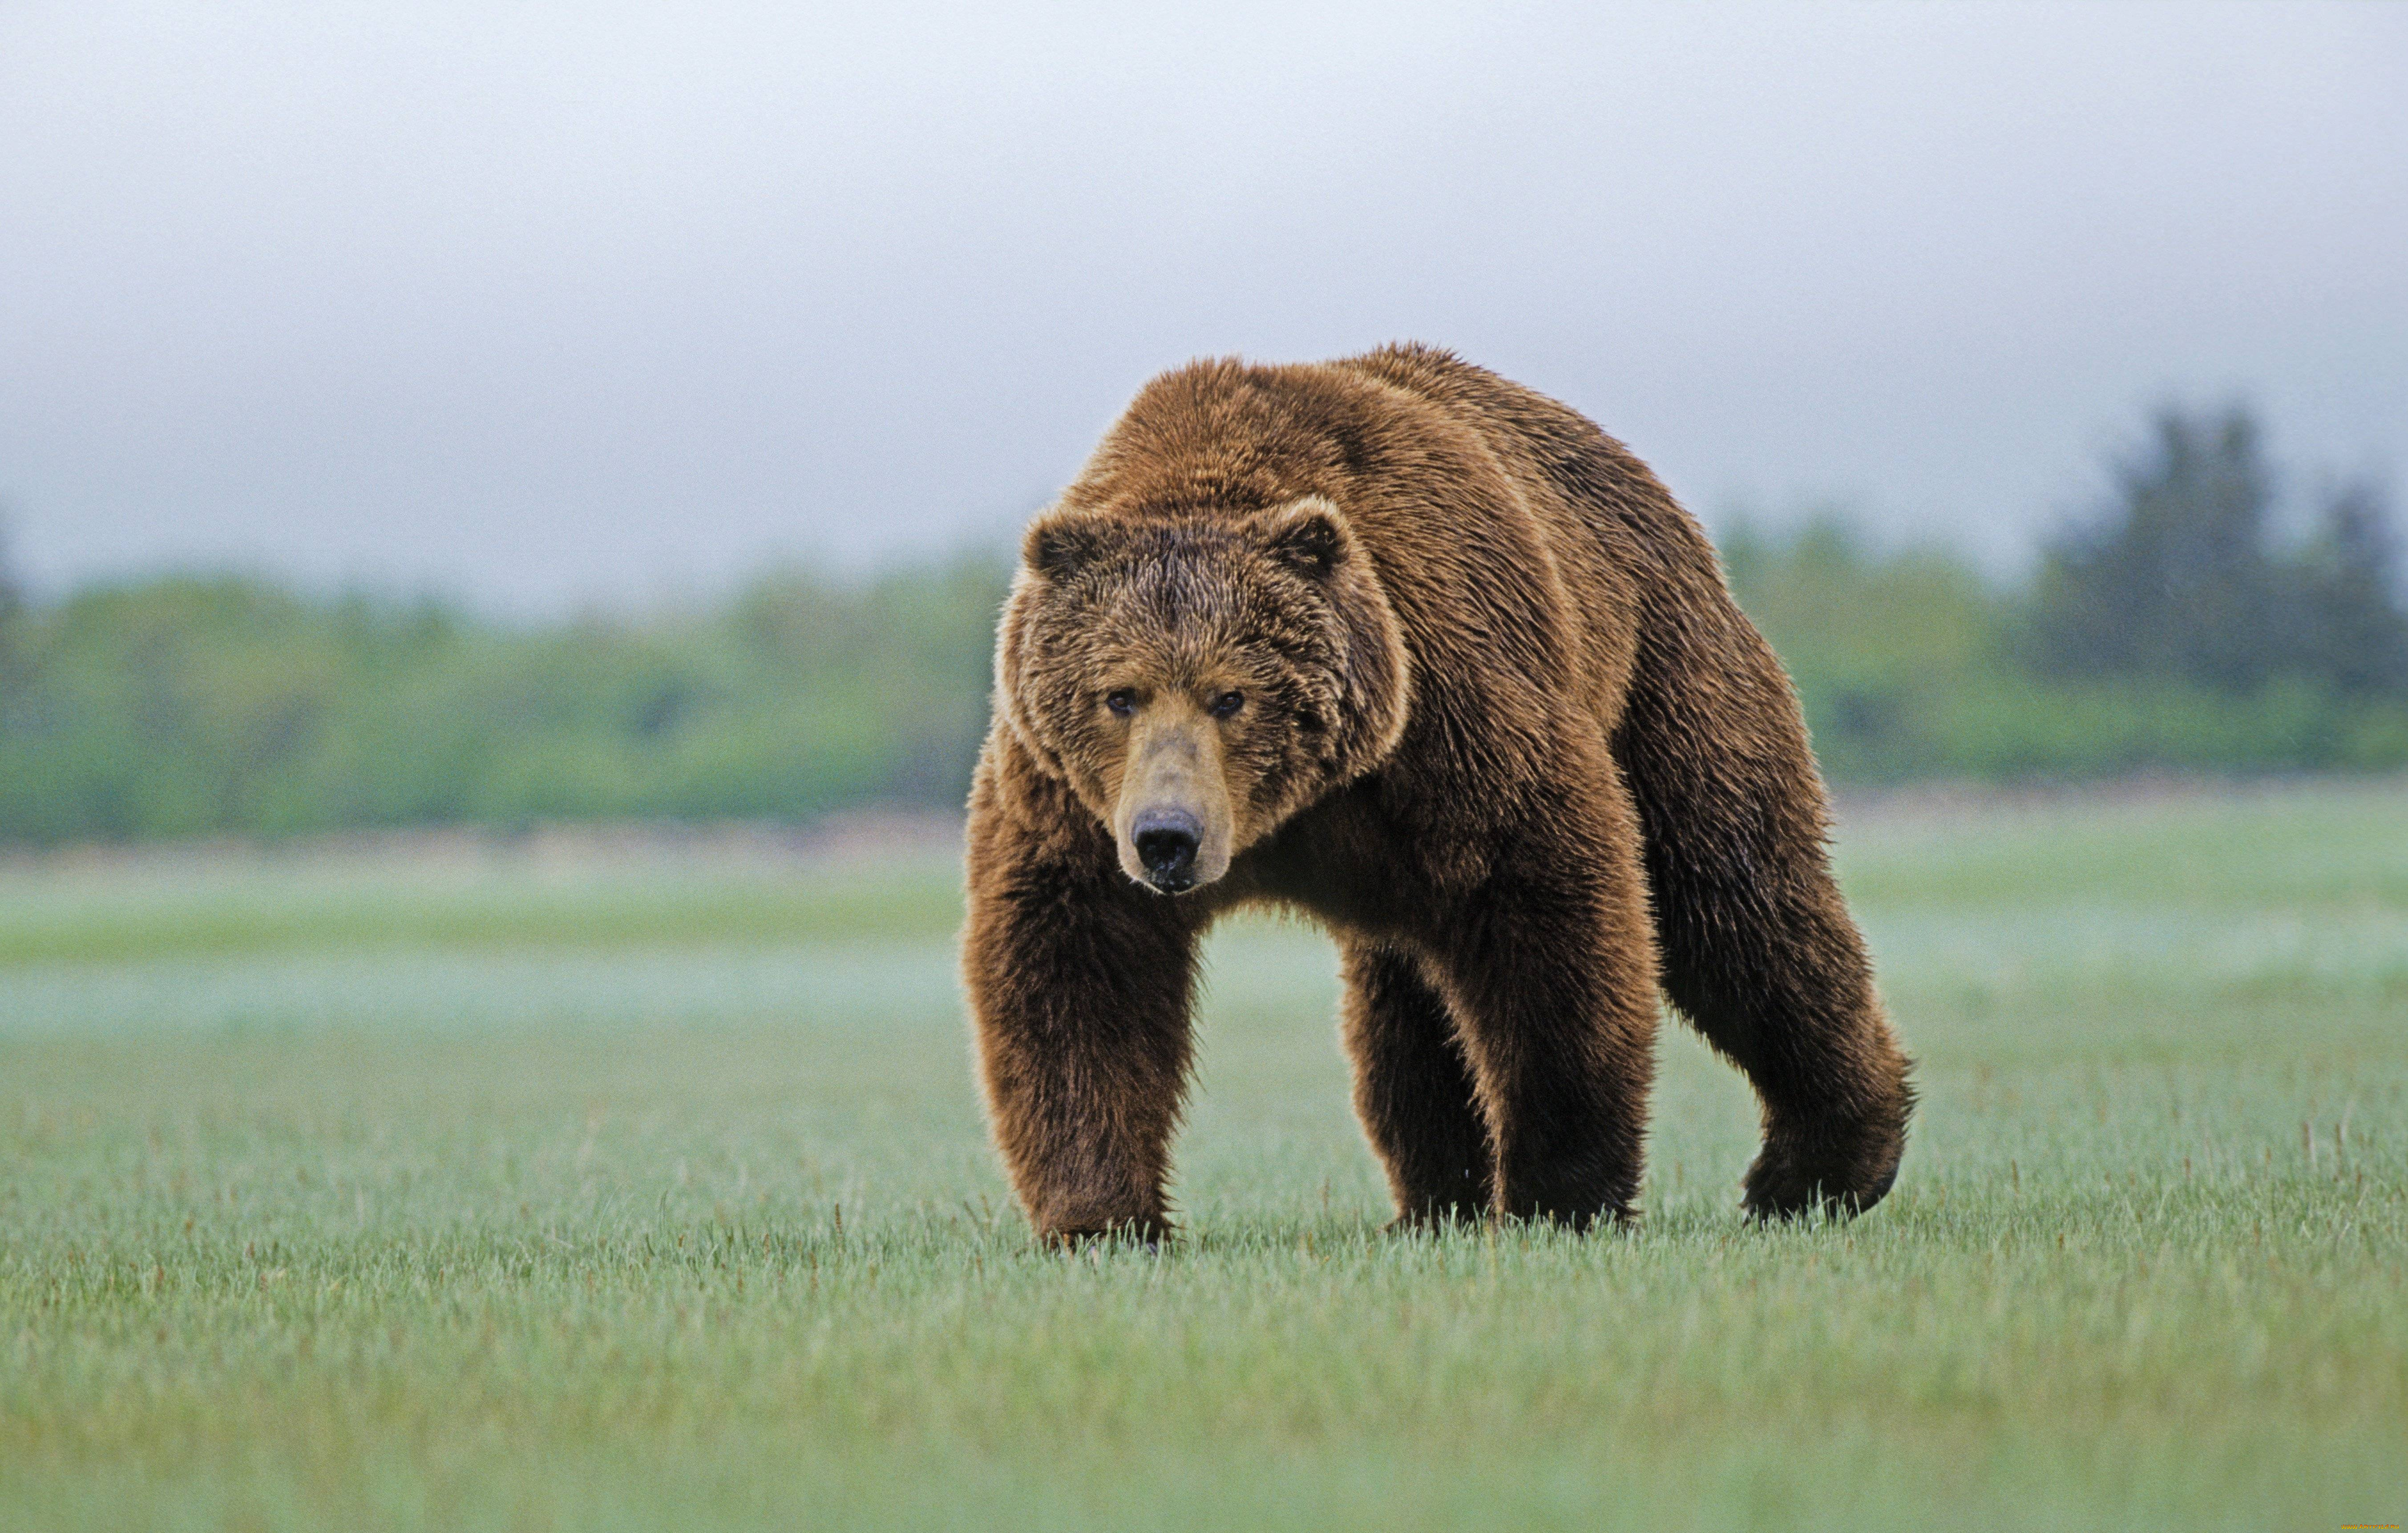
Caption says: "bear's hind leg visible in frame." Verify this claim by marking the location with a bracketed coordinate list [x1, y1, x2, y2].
[1422, 763, 1661, 1228]
[1613, 637, 1913, 1218]
[1642, 825, 1911, 1218]
[1339, 940, 1492, 1228]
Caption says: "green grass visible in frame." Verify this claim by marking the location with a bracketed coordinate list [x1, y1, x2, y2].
[4, 782, 2405, 1530]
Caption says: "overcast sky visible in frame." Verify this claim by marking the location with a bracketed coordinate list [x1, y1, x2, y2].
[4, 1, 2404, 612]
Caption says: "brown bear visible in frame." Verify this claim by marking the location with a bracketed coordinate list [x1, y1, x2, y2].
[962, 343, 1911, 1242]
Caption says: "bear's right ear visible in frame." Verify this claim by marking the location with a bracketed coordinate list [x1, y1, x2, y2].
[1022, 512, 1106, 581]
[1258, 496, 1350, 581]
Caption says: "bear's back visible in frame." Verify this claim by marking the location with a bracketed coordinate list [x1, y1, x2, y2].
[1327, 344, 1737, 719]
[1333, 343, 1723, 600]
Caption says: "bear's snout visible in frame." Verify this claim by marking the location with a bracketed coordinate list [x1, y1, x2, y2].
[1111, 709, 1235, 893]
[1131, 808, 1203, 891]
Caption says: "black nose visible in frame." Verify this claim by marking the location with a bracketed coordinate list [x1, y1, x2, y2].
[1131, 808, 1202, 887]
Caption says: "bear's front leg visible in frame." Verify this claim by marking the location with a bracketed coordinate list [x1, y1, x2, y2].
[963, 802, 1200, 1244]
[1421, 777, 1662, 1228]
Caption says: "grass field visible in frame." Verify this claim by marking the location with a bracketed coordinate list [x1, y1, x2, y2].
[4, 783, 2404, 1530]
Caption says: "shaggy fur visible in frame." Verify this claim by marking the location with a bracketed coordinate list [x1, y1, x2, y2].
[963, 344, 1912, 1242]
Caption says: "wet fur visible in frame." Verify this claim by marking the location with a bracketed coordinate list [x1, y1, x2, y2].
[963, 344, 1913, 1242]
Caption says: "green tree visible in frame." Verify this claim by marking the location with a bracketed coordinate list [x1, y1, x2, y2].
[0, 512, 31, 744]
[0, 516, 19, 678]
[2026, 407, 2287, 692]
[2027, 408, 2408, 705]
[2288, 480, 2408, 697]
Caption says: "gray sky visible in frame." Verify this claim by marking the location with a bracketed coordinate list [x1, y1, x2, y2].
[4, 1, 2404, 612]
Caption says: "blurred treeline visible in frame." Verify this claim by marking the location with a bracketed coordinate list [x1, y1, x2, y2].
[3, 406, 2404, 843]
[1730, 408, 2408, 784]
[0, 554, 1008, 843]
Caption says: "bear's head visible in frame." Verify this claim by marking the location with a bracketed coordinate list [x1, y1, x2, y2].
[998, 496, 1411, 894]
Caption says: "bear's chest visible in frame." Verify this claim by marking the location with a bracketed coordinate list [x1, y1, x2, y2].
[1220, 783, 1459, 938]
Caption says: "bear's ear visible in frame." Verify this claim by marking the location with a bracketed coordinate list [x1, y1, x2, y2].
[1022, 512, 1106, 581]
[1259, 497, 1349, 580]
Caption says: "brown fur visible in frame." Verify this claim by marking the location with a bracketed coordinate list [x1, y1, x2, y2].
[962, 344, 1912, 1242]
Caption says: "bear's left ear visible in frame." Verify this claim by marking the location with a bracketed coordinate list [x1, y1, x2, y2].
[1258, 497, 1349, 580]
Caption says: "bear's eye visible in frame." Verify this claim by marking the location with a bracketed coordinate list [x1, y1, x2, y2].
[1209, 690, 1245, 719]
[1105, 690, 1136, 717]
